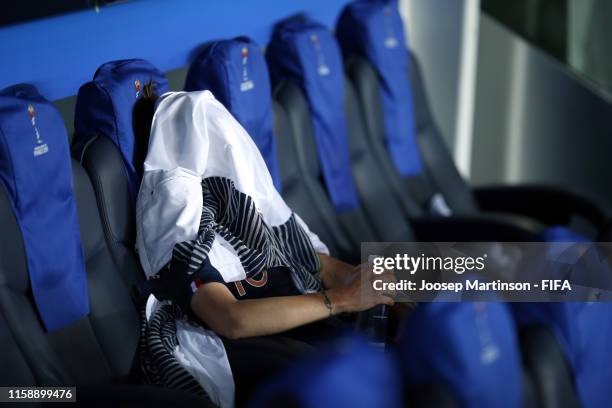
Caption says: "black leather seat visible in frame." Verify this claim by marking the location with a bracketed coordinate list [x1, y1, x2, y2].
[0, 308, 37, 387]
[0, 84, 207, 402]
[183, 38, 361, 262]
[518, 325, 581, 408]
[273, 80, 392, 248]
[346, 54, 473, 217]
[274, 77, 540, 244]
[0, 159, 138, 384]
[72, 59, 169, 295]
[272, 101, 359, 262]
[346, 54, 611, 239]
[268, 16, 540, 244]
[342, 77, 419, 242]
[76, 135, 144, 294]
[0, 157, 212, 405]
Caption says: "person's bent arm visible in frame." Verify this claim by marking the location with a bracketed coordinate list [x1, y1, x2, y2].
[191, 270, 394, 340]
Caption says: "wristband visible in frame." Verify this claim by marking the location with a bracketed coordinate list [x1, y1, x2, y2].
[322, 290, 333, 317]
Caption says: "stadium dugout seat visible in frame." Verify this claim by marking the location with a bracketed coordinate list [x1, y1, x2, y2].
[184, 37, 360, 262]
[267, 16, 539, 244]
[73, 59, 170, 295]
[249, 335, 404, 408]
[250, 333, 464, 408]
[266, 16, 414, 243]
[399, 301, 530, 408]
[0, 308, 37, 387]
[273, 101, 360, 262]
[515, 325, 581, 408]
[334, 6, 610, 406]
[337, 0, 611, 241]
[0, 84, 211, 406]
[272, 79, 387, 246]
[274, 77, 411, 243]
[512, 302, 612, 408]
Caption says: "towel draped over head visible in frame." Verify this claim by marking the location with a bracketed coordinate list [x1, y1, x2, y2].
[136, 90, 324, 296]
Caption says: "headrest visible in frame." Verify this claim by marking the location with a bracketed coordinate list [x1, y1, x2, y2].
[0, 84, 89, 332]
[250, 335, 402, 408]
[185, 37, 282, 192]
[337, 0, 423, 177]
[74, 59, 169, 199]
[399, 301, 522, 407]
[542, 226, 590, 244]
[511, 302, 612, 407]
[267, 16, 360, 213]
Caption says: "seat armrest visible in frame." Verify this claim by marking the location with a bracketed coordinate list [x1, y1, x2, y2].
[410, 215, 540, 242]
[474, 184, 612, 227]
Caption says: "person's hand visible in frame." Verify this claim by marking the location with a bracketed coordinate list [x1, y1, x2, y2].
[326, 263, 395, 314]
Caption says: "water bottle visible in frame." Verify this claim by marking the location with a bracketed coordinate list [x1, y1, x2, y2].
[368, 304, 389, 351]
[362, 255, 389, 351]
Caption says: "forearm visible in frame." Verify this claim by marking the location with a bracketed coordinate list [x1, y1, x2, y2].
[191, 260, 394, 339]
[231, 293, 334, 338]
[191, 285, 332, 339]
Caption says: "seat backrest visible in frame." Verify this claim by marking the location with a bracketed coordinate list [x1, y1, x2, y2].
[71, 157, 141, 381]
[185, 37, 282, 192]
[273, 101, 356, 261]
[517, 325, 580, 408]
[0, 84, 89, 333]
[338, 1, 479, 216]
[512, 302, 612, 407]
[346, 56, 426, 213]
[267, 17, 361, 215]
[0, 309, 37, 387]
[343, 77, 419, 241]
[337, 1, 423, 179]
[74, 58, 170, 200]
[250, 336, 403, 408]
[0, 173, 71, 386]
[274, 79, 379, 248]
[267, 16, 415, 242]
[0, 159, 140, 386]
[0, 86, 140, 386]
[74, 59, 169, 290]
[399, 301, 523, 408]
[77, 134, 145, 292]
[184, 37, 357, 261]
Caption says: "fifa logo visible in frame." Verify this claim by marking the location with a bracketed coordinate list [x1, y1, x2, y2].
[240, 47, 254, 92]
[474, 303, 500, 364]
[28, 104, 49, 157]
[383, 7, 399, 49]
[135, 80, 141, 98]
[310, 34, 330, 76]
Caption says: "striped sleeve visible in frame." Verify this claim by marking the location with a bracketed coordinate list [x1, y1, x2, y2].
[294, 213, 330, 255]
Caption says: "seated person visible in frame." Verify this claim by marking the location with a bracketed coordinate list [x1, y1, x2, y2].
[135, 84, 396, 404]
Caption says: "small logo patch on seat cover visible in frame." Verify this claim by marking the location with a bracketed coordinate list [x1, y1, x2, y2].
[28, 104, 48, 157]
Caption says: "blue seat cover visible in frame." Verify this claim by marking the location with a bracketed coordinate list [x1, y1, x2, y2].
[185, 37, 282, 192]
[250, 335, 402, 408]
[0, 84, 89, 332]
[512, 302, 612, 407]
[543, 225, 590, 244]
[267, 16, 360, 213]
[337, 0, 423, 177]
[74, 59, 169, 199]
[399, 301, 522, 408]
